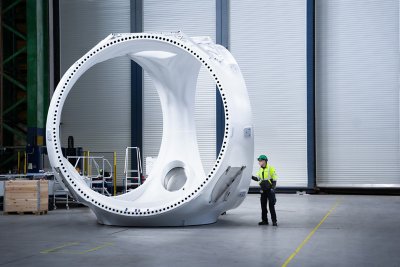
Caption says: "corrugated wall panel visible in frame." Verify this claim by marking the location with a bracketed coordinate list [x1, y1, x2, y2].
[142, 0, 216, 175]
[59, 0, 131, 185]
[230, 0, 308, 187]
[316, 0, 400, 187]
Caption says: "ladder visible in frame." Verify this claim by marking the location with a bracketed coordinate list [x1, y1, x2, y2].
[124, 147, 143, 192]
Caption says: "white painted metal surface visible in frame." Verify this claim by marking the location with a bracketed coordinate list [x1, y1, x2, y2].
[143, 0, 216, 176]
[46, 32, 253, 226]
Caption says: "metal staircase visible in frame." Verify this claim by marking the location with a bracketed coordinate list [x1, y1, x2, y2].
[52, 173, 71, 209]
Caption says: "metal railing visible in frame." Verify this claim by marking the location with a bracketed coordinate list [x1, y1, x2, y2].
[68, 155, 113, 196]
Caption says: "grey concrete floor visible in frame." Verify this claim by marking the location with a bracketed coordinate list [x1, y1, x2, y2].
[1, 194, 400, 267]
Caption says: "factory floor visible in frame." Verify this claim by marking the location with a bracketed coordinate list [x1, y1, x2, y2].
[0, 194, 399, 267]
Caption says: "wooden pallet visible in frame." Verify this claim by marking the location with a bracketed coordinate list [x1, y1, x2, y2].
[3, 210, 48, 215]
[3, 180, 48, 214]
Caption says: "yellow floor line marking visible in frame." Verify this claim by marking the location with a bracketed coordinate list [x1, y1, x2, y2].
[78, 242, 113, 254]
[40, 242, 80, 254]
[281, 199, 341, 267]
[41, 242, 113, 255]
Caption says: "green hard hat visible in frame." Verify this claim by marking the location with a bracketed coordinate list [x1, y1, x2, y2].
[257, 155, 268, 161]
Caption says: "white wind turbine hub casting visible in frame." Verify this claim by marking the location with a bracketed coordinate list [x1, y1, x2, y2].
[46, 32, 254, 226]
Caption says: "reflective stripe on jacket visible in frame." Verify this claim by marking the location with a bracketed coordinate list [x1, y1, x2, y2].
[256, 164, 277, 185]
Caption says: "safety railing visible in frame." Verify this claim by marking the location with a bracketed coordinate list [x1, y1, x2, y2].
[67, 155, 113, 196]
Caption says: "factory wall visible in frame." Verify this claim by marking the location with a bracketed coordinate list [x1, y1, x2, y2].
[55, 0, 400, 189]
[59, 0, 131, 185]
[230, 0, 308, 187]
[315, 0, 400, 187]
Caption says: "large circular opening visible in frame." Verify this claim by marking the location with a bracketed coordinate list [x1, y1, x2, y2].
[164, 167, 188, 191]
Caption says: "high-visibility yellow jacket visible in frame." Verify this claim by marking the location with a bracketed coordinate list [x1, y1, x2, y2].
[256, 164, 277, 186]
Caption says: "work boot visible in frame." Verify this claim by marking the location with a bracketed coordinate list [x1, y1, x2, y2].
[272, 222, 278, 226]
[258, 221, 269, 225]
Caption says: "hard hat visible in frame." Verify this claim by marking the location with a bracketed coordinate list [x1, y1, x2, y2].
[257, 155, 268, 161]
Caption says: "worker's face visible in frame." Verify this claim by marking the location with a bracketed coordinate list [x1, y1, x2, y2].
[258, 160, 267, 168]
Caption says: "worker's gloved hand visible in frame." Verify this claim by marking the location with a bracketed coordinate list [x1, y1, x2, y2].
[251, 176, 259, 182]
[272, 181, 277, 189]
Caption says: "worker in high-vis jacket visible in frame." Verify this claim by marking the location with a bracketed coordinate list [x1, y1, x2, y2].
[252, 155, 278, 226]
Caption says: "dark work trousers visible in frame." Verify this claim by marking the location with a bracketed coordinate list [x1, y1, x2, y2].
[260, 189, 277, 223]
